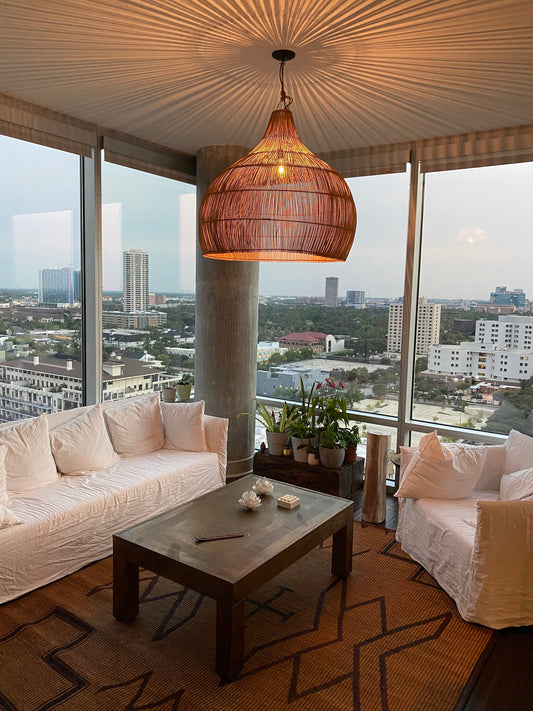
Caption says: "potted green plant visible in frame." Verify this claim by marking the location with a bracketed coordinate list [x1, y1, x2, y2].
[317, 391, 349, 430]
[289, 377, 321, 462]
[318, 422, 346, 468]
[176, 373, 194, 401]
[340, 423, 361, 464]
[249, 401, 298, 455]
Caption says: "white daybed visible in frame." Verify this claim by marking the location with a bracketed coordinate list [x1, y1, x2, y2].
[396, 431, 533, 629]
[0, 395, 228, 604]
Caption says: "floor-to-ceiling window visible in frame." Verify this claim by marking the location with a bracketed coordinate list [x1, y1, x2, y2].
[0, 135, 83, 421]
[2, 98, 532, 474]
[415, 161, 533, 437]
[101, 160, 196, 402]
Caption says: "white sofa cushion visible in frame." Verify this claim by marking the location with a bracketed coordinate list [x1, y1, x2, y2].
[0, 414, 58, 493]
[1, 448, 222, 603]
[0, 503, 23, 529]
[161, 400, 207, 452]
[504, 429, 533, 475]
[0, 444, 9, 505]
[396, 431, 485, 499]
[105, 393, 165, 457]
[500, 467, 533, 501]
[50, 404, 119, 476]
[474, 444, 506, 490]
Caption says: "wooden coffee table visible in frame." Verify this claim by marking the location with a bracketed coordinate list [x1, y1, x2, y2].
[113, 475, 354, 680]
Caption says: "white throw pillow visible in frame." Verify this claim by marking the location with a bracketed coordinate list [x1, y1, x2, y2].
[399, 446, 417, 480]
[0, 415, 58, 493]
[0, 444, 10, 505]
[105, 394, 165, 457]
[50, 404, 119, 475]
[504, 430, 533, 475]
[0, 504, 23, 529]
[395, 431, 486, 499]
[500, 467, 533, 501]
[161, 400, 207, 452]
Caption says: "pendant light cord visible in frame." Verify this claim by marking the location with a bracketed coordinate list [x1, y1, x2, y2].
[278, 59, 293, 110]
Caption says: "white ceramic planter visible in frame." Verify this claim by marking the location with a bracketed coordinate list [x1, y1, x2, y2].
[266, 431, 289, 456]
[291, 435, 318, 462]
[319, 446, 346, 469]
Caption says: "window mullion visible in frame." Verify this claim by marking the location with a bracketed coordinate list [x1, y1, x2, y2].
[397, 152, 424, 461]
[81, 147, 103, 404]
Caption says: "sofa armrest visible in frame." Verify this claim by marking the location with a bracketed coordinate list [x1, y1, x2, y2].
[204, 415, 228, 484]
[471, 500, 533, 625]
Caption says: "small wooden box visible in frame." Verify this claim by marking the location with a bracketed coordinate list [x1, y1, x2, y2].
[277, 494, 300, 509]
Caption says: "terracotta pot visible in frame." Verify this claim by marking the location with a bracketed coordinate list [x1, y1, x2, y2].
[266, 430, 289, 456]
[344, 444, 358, 464]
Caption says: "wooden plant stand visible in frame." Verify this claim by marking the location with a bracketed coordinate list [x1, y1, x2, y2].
[253, 451, 365, 499]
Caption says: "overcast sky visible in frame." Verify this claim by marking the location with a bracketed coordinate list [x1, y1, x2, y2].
[1, 135, 532, 301]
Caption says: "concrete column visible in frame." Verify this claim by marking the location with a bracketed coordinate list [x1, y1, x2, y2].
[195, 146, 259, 480]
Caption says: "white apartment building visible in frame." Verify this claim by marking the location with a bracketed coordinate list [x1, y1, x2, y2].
[387, 298, 441, 355]
[476, 315, 533, 349]
[428, 315, 533, 383]
[123, 249, 149, 312]
[0, 355, 170, 422]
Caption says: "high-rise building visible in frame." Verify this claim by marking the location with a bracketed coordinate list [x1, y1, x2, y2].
[123, 249, 149, 312]
[325, 277, 339, 308]
[38, 266, 80, 305]
[387, 298, 441, 355]
[490, 286, 526, 309]
[346, 290, 365, 307]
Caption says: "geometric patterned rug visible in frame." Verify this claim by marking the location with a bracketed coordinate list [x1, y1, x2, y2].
[0, 522, 496, 711]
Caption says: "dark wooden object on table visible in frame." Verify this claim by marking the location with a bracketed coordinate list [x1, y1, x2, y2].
[113, 475, 353, 681]
[253, 451, 364, 499]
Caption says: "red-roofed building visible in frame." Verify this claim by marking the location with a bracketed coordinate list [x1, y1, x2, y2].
[278, 331, 330, 353]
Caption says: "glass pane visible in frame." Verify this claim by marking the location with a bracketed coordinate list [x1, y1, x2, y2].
[258, 172, 409, 418]
[416, 162, 533, 435]
[0, 135, 82, 421]
[101, 161, 196, 402]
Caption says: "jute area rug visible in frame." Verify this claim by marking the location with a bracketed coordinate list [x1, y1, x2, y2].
[0, 523, 495, 711]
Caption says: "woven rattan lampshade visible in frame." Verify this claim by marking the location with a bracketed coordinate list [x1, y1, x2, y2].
[198, 107, 357, 261]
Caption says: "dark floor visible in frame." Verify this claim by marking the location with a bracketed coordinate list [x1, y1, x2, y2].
[352, 492, 533, 711]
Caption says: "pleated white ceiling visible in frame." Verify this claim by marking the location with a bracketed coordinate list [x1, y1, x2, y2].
[0, 0, 532, 155]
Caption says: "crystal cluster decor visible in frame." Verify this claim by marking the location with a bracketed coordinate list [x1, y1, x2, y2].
[238, 490, 262, 510]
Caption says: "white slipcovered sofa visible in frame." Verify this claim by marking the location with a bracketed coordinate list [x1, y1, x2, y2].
[0, 394, 228, 604]
[396, 430, 533, 629]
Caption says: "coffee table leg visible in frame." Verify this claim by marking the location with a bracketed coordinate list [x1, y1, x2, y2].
[113, 555, 139, 622]
[332, 518, 353, 577]
[215, 598, 245, 681]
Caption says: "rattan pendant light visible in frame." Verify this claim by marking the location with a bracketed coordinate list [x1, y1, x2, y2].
[198, 50, 357, 261]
